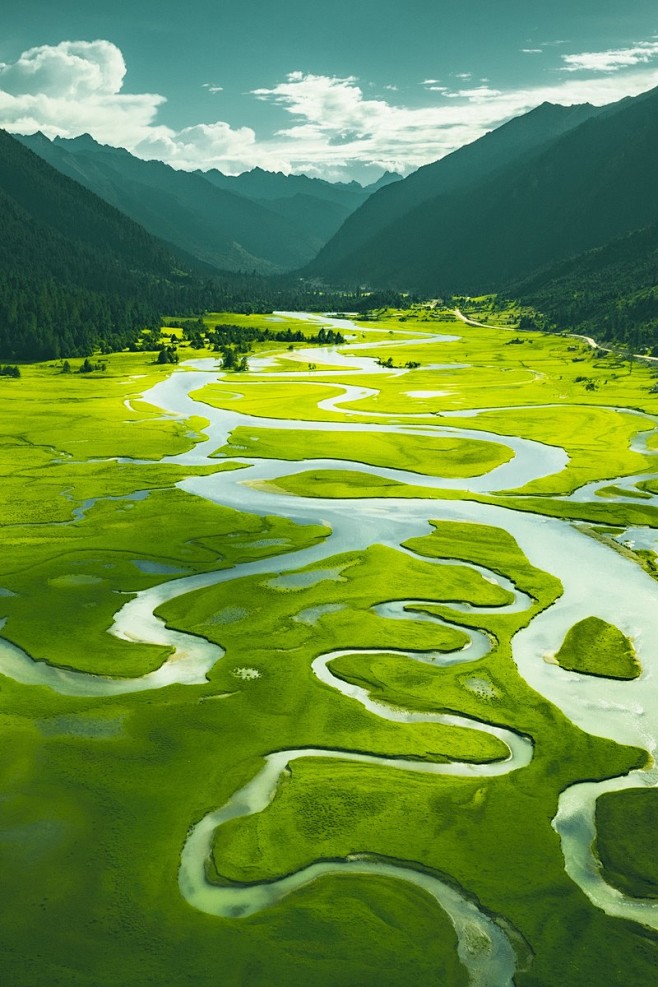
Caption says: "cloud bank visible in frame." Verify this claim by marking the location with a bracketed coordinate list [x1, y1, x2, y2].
[561, 40, 658, 73]
[2, 39, 658, 180]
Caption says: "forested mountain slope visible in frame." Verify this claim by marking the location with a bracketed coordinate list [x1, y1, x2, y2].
[308, 100, 600, 276]
[508, 219, 658, 348]
[0, 130, 221, 359]
[308, 87, 658, 294]
[18, 135, 396, 273]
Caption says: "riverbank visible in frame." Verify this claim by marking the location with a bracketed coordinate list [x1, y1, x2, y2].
[1, 308, 657, 986]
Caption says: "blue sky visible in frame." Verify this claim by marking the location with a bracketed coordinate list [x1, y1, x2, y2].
[1, 1, 658, 181]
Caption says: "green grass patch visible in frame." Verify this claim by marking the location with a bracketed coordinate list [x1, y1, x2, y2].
[553, 617, 640, 680]
[596, 789, 658, 898]
[2, 313, 658, 986]
[597, 484, 652, 500]
[217, 424, 513, 478]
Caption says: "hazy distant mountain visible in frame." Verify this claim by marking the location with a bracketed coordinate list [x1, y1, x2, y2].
[307, 100, 602, 279]
[200, 165, 400, 207]
[18, 134, 399, 274]
[200, 165, 401, 256]
[0, 129, 225, 359]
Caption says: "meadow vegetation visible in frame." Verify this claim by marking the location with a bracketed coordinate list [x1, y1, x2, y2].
[553, 617, 641, 680]
[215, 425, 513, 478]
[1, 307, 658, 985]
[596, 789, 658, 898]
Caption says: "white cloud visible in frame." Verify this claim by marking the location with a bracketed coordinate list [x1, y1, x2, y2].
[455, 72, 472, 80]
[132, 122, 268, 173]
[0, 39, 126, 97]
[522, 49, 543, 55]
[2, 38, 658, 181]
[202, 83, 224, 93]
[562, 41, 658, 73]
[0, 40, 264, 171]
[443, 86, 503, 101]
[247, 67, 658, 177]
[0, 40, 164, 146]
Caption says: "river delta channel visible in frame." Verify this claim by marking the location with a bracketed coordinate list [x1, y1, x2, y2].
[2, 311, 658, 986]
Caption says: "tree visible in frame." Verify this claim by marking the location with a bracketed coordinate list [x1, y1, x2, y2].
[156, 345, 178, 365]
[221, 346, 237, 370]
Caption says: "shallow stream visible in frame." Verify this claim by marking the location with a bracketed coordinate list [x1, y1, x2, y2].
[2, 312, 658, 981]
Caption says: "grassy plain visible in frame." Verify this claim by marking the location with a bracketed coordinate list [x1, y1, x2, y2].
[195, 311, 658, 501]
[1, 309, 658, 986]
[169, 519, 649, 987]
[215, 424, 513, 478]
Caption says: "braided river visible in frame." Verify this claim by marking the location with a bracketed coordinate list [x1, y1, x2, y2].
[3, 313, 658, 984]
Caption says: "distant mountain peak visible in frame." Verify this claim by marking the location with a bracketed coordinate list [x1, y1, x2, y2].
[54, 132, 104, 151]
[20, 130, 52, 146]
[366, 170, 404, 191]
[51, 133, 135, 160]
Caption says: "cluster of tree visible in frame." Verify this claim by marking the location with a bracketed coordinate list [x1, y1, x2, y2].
[0, 363, 20, 377]
[376, 355, 422, 369]
[156, 345, 179, 365]
[0, 273, 155, 360]
[61, 358, 107, 373]
[172, 319, 206, 349]
[208, 284, 413, 317]
[210, 323, 345, 347]
[219, 346, 248, 372]
[160, 318, 350, 357]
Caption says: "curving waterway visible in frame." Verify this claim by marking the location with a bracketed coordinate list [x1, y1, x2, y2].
[2, 312, 658, 983]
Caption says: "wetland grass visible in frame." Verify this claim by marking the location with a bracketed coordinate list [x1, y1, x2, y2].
[2, 310, 658, 986]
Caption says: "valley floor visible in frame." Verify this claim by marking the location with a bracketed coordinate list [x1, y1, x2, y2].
[1, 308, 658, 986]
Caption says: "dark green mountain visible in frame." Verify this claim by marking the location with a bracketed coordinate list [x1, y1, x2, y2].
[308, 99, 601, 279]
[18, 135, 399, 274]
[309, 87, 658, 296]
[18, 133, 319, 273]
[0, 128, 224, 360]
[507, 219, 658, 348]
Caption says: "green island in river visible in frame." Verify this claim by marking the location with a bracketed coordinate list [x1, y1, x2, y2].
[2, 304, 658, 986]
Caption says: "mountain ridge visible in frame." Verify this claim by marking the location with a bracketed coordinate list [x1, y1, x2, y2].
[307, 99, 603, 278]
[0, 128, 231, 359]
[18, 133, 399, 274]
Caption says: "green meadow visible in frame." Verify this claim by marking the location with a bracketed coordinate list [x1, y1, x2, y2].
[1, 308, 658, 985]
[553, 617, 641, 680]
[597, 789, 658, 898]
[215, 424, 513, 477]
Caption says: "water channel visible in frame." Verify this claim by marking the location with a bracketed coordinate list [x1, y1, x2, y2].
[2, 312, 658, 984]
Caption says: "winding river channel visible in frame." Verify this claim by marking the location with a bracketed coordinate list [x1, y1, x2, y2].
[2, 312, 658, 984]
